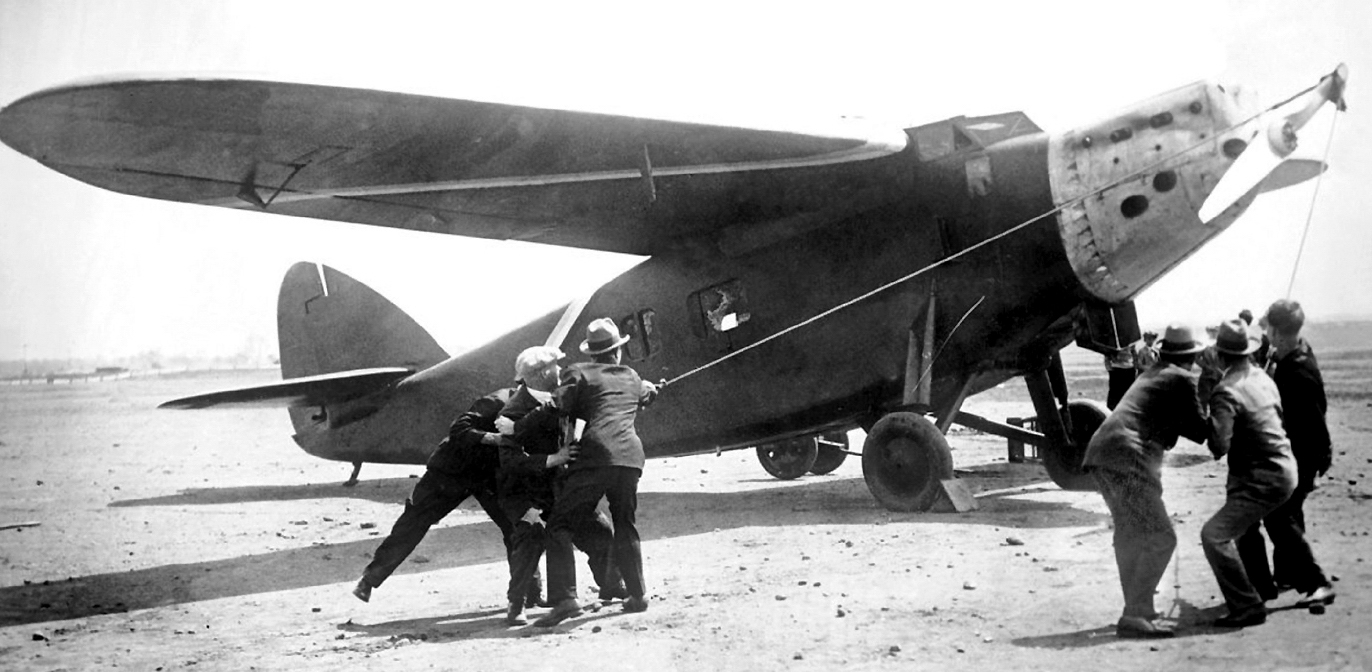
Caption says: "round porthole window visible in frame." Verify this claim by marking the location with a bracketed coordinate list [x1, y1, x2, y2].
[1223, 138, 1248, 159]
[1153, 170, 1177, 192]
[1121, 195, 1149, 219]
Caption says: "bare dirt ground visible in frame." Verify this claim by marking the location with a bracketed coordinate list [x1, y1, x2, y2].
[2, 347, 1370, 671]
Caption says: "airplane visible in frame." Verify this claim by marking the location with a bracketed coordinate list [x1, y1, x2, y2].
[0, 64, 1347, 510]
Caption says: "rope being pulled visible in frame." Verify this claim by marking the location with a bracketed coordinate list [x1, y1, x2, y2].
[662, 77, 1337, 389]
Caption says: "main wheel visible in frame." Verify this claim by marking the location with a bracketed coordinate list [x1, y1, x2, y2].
[861, 413, 953, 512]
[756, 438, 819, 480]
[1042, 399, 1108, 491]
[809, 431, 849, 475]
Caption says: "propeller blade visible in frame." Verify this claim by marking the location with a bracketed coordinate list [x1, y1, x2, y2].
[1259, 158, 1326, 194]
[1198, 126, 1283, 223]
[1199, 63, 1349, 223]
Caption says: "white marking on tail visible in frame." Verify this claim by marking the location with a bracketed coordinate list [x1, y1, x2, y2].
[315, 263, 330, 296]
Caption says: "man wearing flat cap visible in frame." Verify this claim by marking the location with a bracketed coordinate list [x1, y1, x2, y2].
[1082, 324, 1208, 639]
[494, 345, 625, 625]
[1200, 319, 1298, 629]
[535, 318, 662, 626]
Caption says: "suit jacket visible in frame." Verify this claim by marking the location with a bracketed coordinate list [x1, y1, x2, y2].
[496, 385, 560, 512]
[1269, 338, 1330, 485]
[1082, 362, 1208, 481]
[425, 387, 513, 489]
[555, 362, 655, 471]
[1208, 361, 1296, 495]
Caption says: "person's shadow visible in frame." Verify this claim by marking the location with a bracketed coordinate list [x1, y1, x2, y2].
[339, 599, 635, 642]
[1010, 599, 1251, 649]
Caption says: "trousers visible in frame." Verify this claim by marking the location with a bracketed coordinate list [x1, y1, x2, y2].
[1237, 481, 1329, 596]
[504, 506, 621, 604]
[1201, 481, 1293, 612]
[546, 466, 644, 603]
[1094, 468, 1176, 619]
[362, 469, 513, 588]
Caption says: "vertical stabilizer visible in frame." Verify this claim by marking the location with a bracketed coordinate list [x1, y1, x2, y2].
[277, 262, 448, 435]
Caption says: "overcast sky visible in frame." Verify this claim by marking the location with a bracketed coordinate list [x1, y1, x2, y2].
[2, 0, 1369, 360]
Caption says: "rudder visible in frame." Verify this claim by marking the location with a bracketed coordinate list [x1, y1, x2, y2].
[278, 262, 448, 433]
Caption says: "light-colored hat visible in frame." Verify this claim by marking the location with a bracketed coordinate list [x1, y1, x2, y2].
[514, 346, 564, 382]
[580, 317, 630, 356]
[1157, 324, 1205, 355]
[1214, 318, 1259, 356]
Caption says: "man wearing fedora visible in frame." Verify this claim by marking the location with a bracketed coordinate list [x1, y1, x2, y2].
[1082, 324, 1209, 639]
[494, 345, 626, 625]
[1200, 319, 1298, 628]
[1236, 300, 1336, 608]
[535, 318, 661, 627]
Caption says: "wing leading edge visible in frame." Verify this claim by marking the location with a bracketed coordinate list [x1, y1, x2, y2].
[0, 79, 909, 255]
[158, 367, 412, 410]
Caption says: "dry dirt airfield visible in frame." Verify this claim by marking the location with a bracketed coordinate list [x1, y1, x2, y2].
[2, 342, 1370, 671]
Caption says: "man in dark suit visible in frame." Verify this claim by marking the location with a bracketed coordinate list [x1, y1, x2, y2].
[1083, 324, 1209, 639]
[495, 345, 625, 625]
[353, 387, 517, 603]
[1201, 319, 1298, 629]
[1238, 299, 1336, 607]
[535, 318, 662, 627]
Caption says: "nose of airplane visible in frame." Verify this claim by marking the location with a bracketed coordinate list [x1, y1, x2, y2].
[1045, 67, 1346, 304]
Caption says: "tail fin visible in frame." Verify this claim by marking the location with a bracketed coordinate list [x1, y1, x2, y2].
[278, 262, 448, 433]
[278, 262, 447, 376]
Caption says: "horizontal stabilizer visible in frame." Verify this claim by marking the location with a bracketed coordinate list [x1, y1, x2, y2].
[158, 367, 412, 410]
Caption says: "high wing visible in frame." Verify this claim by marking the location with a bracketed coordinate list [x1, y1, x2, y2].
[158, 367, 412, 409]
[0, 78, 909, 255]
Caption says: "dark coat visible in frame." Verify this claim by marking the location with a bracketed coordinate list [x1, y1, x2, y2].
[497, 385, 561, 514]
[555, 362, 655, 471]
[1270, 338, 1332, 485]
[424, 388, 513, 490]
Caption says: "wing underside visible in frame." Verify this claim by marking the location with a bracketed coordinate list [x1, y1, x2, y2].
[0, 78, 910, 255]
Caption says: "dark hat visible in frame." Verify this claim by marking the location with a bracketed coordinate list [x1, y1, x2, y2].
[1214, 318, 1259, 356]
[580, 317, 631, 356]
[1158, 324, 1205, 355]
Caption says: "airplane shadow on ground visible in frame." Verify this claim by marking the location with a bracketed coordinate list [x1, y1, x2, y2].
[5, 465, 1104, 628]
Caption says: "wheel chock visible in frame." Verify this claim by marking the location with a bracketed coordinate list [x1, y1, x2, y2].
[929, 479, 979, 513]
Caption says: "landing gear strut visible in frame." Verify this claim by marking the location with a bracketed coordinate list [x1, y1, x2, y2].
[1025, 354, 1102, 491]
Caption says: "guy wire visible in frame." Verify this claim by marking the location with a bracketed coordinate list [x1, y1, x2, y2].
[1286, 111, 1341, 298]
[663, 81, 1326, 389]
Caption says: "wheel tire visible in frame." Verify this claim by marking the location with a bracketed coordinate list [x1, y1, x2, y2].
[1042, 399, 1108, 491]
[809, 432, 849, 475]
[756, 438, 819, 480]
[861, 413, 953, 512]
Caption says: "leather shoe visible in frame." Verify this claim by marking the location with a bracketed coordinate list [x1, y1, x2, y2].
[533, 598, 583, 627]
[1298, 585, 1336, 607]
[1116, 616, 1174, 639]
[622, 595, 649, 613]
[598, 584, 631, 602]
[351, 579, 372, 603]
[505, 601, 527, 626]
[1213, 606, 1267, 628]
